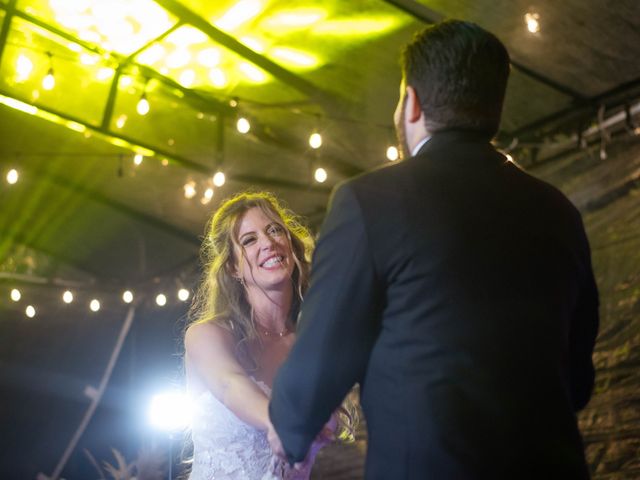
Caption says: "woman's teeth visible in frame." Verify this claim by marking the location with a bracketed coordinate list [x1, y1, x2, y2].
[262, 256, 283, 268]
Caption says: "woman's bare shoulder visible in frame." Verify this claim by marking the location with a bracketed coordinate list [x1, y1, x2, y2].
[185, 321, 234, 354]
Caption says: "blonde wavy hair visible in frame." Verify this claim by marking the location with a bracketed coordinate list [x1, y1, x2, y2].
[187, 191, 313, 367]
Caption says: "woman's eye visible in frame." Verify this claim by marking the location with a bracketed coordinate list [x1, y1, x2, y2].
[268, 224, 284, 236]
[241, 236, 256, 246]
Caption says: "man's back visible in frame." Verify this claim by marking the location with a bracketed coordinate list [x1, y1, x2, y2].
[348, 130, 597, 478]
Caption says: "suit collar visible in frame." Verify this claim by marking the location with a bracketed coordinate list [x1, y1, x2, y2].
[414, 129, 494, 157]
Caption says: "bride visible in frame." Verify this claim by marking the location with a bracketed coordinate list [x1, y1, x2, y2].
[184, 192, 333, 479]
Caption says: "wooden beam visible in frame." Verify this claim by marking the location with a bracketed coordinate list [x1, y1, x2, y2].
[0, 88, 332, 193]
[154, 0, 339, 108]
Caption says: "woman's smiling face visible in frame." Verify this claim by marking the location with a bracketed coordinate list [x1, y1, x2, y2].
[234, 206, 294, 293]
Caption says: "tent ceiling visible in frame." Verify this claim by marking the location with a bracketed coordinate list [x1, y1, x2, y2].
[0, 0, 639, 285]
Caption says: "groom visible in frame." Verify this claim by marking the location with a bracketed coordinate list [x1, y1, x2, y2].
[269, 20, 599, 479]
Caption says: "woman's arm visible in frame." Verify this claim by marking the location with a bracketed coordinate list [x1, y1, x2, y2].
[185, 322, 270, 430]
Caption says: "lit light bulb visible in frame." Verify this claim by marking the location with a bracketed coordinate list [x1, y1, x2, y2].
[314, 167, 327, 183]
[386, 145, 399, 161]
[16, 54, 34, 82]
[122, 290, 134, 303]
[213, 171, 226, 187]
[10, 288, 21, 301]
[115, 114, 127, 129]
[178, 288, 190, 301]
[119, 75, 133, 88]
[505, 154, 514, 163]
[525, 12, 540, 33]
[156, 293, 167, 306]
[90, 299, 101, 312]
[209, 68, 228, 88]
[134, 154, 143, 165]
[184, 181, 197, 199]
[178, 69, 196, 88]
[25, 305, 36, 318]
[42, 68, 55, 90]
[236, 117, 251, 134]
[201, 188, 214, 205]
[137, 93, 150, 115]
[96, 67, 114, 81]
[309, 132, 322, 149]
[62, 290, 74, 303]
[6, 169, 19, 184]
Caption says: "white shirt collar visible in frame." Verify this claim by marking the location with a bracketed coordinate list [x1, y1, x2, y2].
[411, 136, 431, 156]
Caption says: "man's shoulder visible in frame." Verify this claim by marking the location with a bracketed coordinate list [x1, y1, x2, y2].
[340, 158, 413, 194]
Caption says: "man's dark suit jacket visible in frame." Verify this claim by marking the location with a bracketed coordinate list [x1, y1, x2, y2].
[270, 130, 599, 479]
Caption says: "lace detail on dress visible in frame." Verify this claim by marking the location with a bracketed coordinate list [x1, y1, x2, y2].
[188, 379, 312, 480]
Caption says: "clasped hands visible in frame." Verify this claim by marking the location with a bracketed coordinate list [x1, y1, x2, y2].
[267, 414, 337, 470]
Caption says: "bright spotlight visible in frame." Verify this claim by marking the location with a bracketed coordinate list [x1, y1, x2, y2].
[122, 290, 134, 304]
[156, 294, 167, 307]
[134, 154, 143, 165]
[25, 305, 36, 318]
[148, 391, 192, 431]
[10, 288, 21, 301]
[178, 289, 190, 302]
[90, 299, 101, 312]
[62, 290, 74, 303]
[314, 167, 327, 183]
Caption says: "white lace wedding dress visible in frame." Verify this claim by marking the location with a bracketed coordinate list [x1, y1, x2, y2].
[188, 379, 314, 480]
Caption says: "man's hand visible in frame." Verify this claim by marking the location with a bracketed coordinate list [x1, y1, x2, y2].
[267, 421, 287, 460]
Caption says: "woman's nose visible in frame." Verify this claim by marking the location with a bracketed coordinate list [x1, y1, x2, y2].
[258, 233, 276, 250]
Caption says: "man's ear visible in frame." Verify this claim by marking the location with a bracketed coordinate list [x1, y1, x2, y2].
[404, 85, 423, 124]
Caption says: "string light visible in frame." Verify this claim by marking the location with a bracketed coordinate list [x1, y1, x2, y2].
[201, 187, 214, 205]
[525, 12, 540, 34]
[116, 114, 127, 129]
[134, 153, 144, 165]
[178, 288, 190, 301]
[155, 293, 167, 306]
[309, 131, 322, 149]
[213, 171, 226, 187]
[6, 169, 19, 184]
[16, 54, 34, 82]
[505, 154, 514, 162]
[314, 167, 327, 183]
[10, 288, 21, 301]
[62, 290, 74, 303]
[25, 305, 36, 318]
[89, 299, 101, 312]
[42, 52, 55, 91]
[386, 145, 399, 161]
[184, 181, 197, 199]
[236, 117, 251, 134]
[137, 92, 150, 115]
[122, 290, 134, 303]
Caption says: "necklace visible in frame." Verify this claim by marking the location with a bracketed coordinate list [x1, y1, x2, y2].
[258, 325, 290, 337]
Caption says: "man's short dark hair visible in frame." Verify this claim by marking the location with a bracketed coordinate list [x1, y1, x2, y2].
[401, 20, 510, 138]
